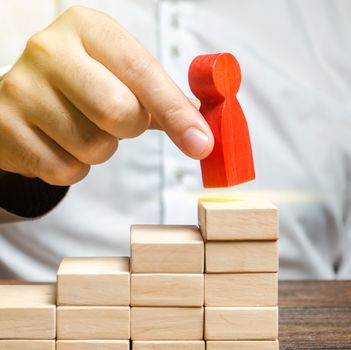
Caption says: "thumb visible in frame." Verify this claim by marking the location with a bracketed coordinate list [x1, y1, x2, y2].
[149, 98, 214, 160]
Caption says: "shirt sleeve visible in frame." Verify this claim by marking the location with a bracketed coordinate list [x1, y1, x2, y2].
[0, 171, 69, 223]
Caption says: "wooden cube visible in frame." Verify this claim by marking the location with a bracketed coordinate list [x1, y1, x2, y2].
[131, 307, 203, 340]
[205, 307, 278, 340]
[0, 341, 55, 350]
[198, 199, 279, 240]
[0, 285, 56, 339]
[57, 256, 130, 306]
[206, 241, 278, 273]
[56, 340, 129, 350]
[205, 273, 278, 306]
[131, 274, 204, 306]
[57, 306, 130, 339]
[133, 341, 205, 350]
[206, 341, 279, 350]
[131, 225, 204, 273]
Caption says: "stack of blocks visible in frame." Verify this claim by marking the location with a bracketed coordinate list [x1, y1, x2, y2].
[0, 198, 279, 350]
[131, 225, 205, 349]
[56, 257, 130, 349]
[199, 199, 279, 350]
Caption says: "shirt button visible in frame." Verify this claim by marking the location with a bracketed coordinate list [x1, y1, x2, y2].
[175, 169, 185, 183]
[170, 46, 180, 57]
[171, 13, 179, 28]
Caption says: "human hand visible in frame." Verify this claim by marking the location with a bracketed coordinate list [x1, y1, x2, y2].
[0, 6, 213, 185]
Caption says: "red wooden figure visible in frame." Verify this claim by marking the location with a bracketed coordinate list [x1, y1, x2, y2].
[188, 53, 255, 188]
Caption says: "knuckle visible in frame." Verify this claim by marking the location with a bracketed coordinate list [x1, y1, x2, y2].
[24, 32, 54, 62]
[48, 158, 90, 185]
[93, 22, 119, 43]
[95, 95, 126, 130]
[126, 109, 150, 138]
[79, 130, 118, 164]
[95, 95, 148, 138]
[123, 56, 154, 82]
[162, 103, 184, 129]
[39, 157, 90, 186]
[64, 5, 93, 23]
[65, 5, 85, 17]
[0, 72, 25, 99]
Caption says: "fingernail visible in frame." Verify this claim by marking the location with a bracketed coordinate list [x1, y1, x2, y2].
[182, 127, 209, 157]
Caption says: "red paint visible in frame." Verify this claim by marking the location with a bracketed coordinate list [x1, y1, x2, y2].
[188, 53, 255, 188]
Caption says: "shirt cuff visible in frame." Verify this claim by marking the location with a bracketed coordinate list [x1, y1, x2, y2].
[0, 172, 69, 222]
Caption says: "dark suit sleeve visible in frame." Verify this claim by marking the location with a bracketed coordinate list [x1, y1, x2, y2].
[0, 171, 69, 222]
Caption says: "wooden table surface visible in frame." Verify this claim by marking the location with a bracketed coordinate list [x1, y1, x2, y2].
[279, 281, 351, 350]
[1, 280, 350, 349]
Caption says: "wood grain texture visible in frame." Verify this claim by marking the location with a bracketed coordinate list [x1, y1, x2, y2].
[0, 341, 55, 350]
[279, 281, 351, 350]
[279, 280, 351, 350]
[280, 306, 351, 349]
[206, 241, 278, 273]
[132, 341, 205, 350]
[131, 307, 203, 340]
[57, 257, 130, 306]
[131, 274, 204, 306]
[56, 340, 129, 350]
[1, 280, 350, 350]
[0, 284, 56, 339]
[131, 225, 204, 273]
[198, 199, 278, 240]
[205, 307, 278, 340]
[206, 340, 279, 350]
[57, 306, 130, 340]
[279, 280, 351, 307]
[205, 273, 278, 306]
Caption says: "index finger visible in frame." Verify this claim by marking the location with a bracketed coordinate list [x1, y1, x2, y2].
[69, 7, 214, 159]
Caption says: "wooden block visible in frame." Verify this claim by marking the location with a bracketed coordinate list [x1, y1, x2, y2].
[207, 341, 279, 350]
[131, 307, 203, 340]
[57, 256, 130, 306]
[205, 307, 278, 340]
[131, 225, 204, 273]
[205, 273, 278, 306]
[206, 241, 278, 273]
[57, 306, 130, 340]
[131, 274, 203, 306]
[0, 341, 55, 350]
[133, 341, 205, 350]
[198, 199, 278, 240]
[0, 284, 56, 339]
[57, 340, 129, 350]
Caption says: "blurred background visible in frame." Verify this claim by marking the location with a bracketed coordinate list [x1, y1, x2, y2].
[0, 0, 350, 281]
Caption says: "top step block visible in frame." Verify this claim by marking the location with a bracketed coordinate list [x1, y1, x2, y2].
[57, 257, 130, 306]
[198, 199, 279, 241]
[131, 225, 204, 273]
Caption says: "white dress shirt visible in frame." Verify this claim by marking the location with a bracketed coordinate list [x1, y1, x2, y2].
[0, 0, 350, 281]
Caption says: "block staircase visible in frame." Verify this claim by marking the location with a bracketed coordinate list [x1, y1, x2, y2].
[0, 198, 279, 350]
